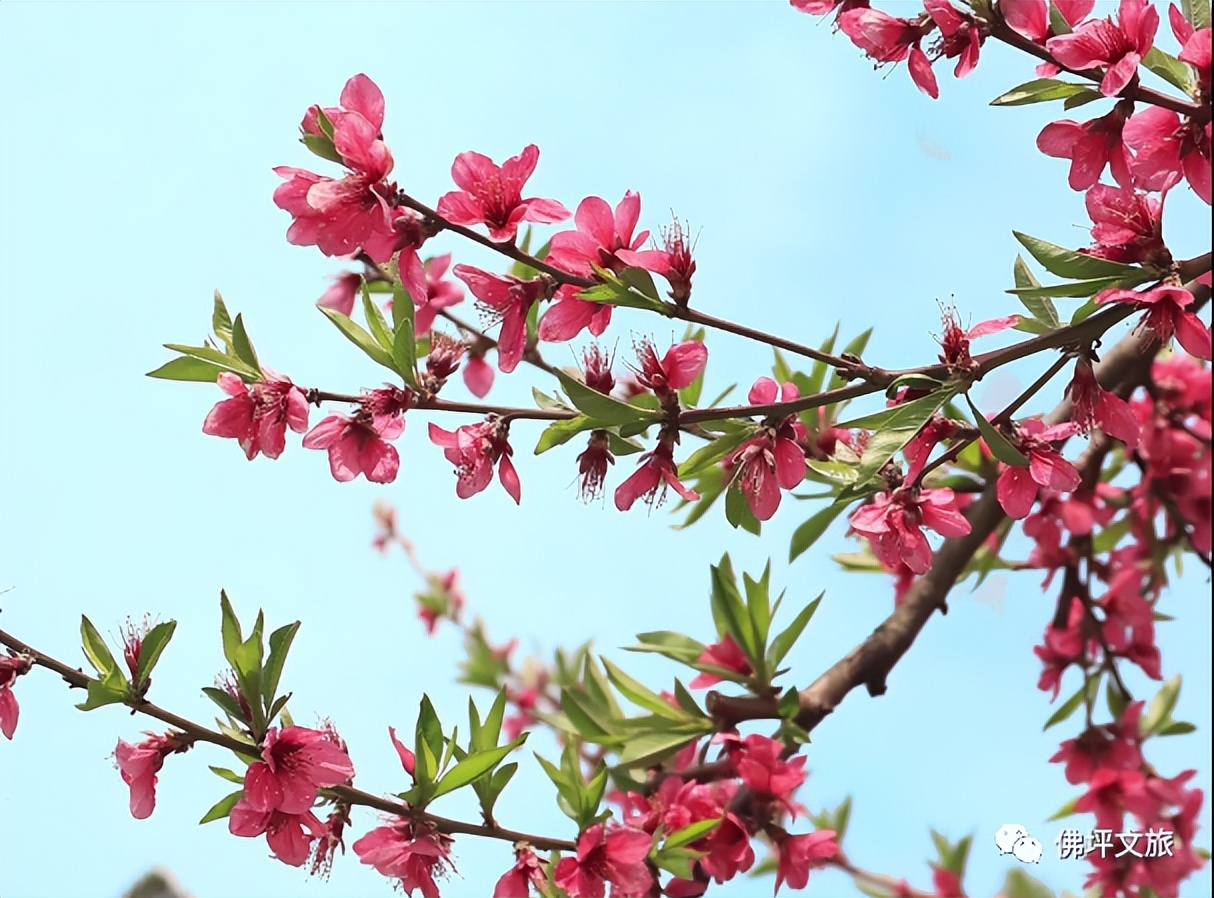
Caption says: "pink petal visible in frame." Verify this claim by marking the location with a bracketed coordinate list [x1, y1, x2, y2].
[748, 377, 779, 405]
[774, 438, 807, 490]
[908, 46, 939, 99]
[302, 415, 346, 450]
[538, 297, 596, 342]
[498, 455, 522, 504]
[450, 150, 497, 194]
[340, 74, 385, 132]
[661, 341, 708, 390]
[574, 195, 616, 248]
[436, 190, 485, 227]
[997, 466, 1037, 519]
[613, 191, 642, 245]
[1174, 310, 1213, 360]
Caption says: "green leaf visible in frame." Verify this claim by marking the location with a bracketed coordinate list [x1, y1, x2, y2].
[134, 620, 177, 687]
[806, 320, 835, 395]
[1157, 720, 1197, 736]
[75, 673, 129, 711]
[1044, 679, 1092, 730]
[625, 631, 706, 665]
[208, 765, 245, 785]
[1069, 297, 1101, 324]
[709, 558, 757, 661]
[1106, 677, 1130, 720]
[230, 315, 262, 374]
[162, 344, 260, 381]
[554, 370, 660, 427]
[884, 373, 946, 399]
[146, 356, 230, 383]
[319, 307, 399, 374]
[601, 657, 687, 720]
[789, 504, 847, 562]
[392, 317, 417, 385]
[991, 79, 1094, 106]
[1142, 675, 1182, 736]
[201, 685, 244, 720]
[1183, 0, 1211, 29]
[415, 696, 446, 782]
[261, 621, 300, 709]
[534, 416, 598, 454]
[1013, 231, 1146, 280]
[1003, 868, 1055, 898]
[767, 593, 823, 670]
[1062, 88, 1104, 110]
[301, 133, 345, 165]
[837, 388, 953, 432]
[743, 564, 773, 654]
[212, 291, 234, 349]
[363, 284, 395, 353]
[1012, 256, 1061, 327]
[80, 615, 119, 678]
[678, 430, 750, 480]
[664, 818, 722, 849]
[965, 394, 1029, 466]
[199, 790, 243, 824]
[615, 727, 707, 768]
[219, 590, 243, 670]
[1008, 274, 1145, 299]
[432, 742, 520, 799]
[1047, 795, 1079, 821]
[1142, 46, 1196, 94]
[1048, 2, 1073, 34]
[829, 328, 874, 388]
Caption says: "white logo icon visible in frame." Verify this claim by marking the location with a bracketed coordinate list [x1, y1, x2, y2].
[995, 823, 1028, 856]
[1013, 836, 1043, 863]
[996, 824, 1041, 863]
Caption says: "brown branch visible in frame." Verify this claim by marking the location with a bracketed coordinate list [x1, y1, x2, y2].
[0, 627, 576, 853]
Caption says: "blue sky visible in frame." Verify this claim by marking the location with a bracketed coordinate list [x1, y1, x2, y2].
[0, 2, 1209, 897]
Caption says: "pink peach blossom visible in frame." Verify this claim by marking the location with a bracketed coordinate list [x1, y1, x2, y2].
[202, 371, 310, 461]
[437, 144, 569, 243]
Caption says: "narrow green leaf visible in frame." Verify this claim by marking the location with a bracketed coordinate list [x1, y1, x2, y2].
[1157, 721, 1197, 736]
[665, 817, 722, 849]
[1013, 231, 1145, 280]
[1044, 681, 1090, 730]
[837, 389, 953, 432]
[1007, 274, 1145, 299]
[432, 742, 520, 799]
[678, 430, 750, 481]
[884, 373, 946, 399]
[965, 395, 1029, 466]
[601, 657, 687, 720]
[1183, 0, 1211, 29]
[363, 284, 395, 353]
[767, 593, 823, 670]
[219, 590, 243, 671]
[261, 621, 300, 709]
[789, 504, 847, 562]
[146, 356, 230, 383]
[199, 790, 243, 824]
[230, 315, 262, 374]
[1142, 675, 1182, 736]
[319, 307, 399, 373]
[75, 673, 129, 711]
[1012, 255, 1061, 327]
[554, 370, 660, 427]
[212, 291, 234, 349]
[208, 765, 245, 785]
[163, 344, 260, 381]
[80, 615, 119, 678]
[1142, 46, 1196, 94]
[990, 78, 1093, 106]
[534, 416, 598, 454]
[301, 134, 345, 165]
[625, 631, 706, 665]
[615, 727, 707, 768]
[1062, 88, 1104, 110]
[201, 686, 244, 720]
[134, 620, 177, 687]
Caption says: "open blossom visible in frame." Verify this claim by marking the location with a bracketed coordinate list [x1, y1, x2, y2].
[1064, 356, 1140, 448]
[689, 634, 753, 688]
[1003, 0, 1095, 42]
[722, 377, 807, 521]
[230, 805, 327, 867]
[1122, 105, 1212, 204]
[774, 829, 838, 893]
[202, 371, 310, 461]
[615, 435, 699, 511]
[0, 654, 31, 740]
[722, 733, 808, 809]
[273, 74, 401, 262]
[429, 417, 521, 503]
[850, 485, 972, 575]
[1047, 0, 1159, 96]
[114, 731, 188, 819]
[539, 191, 671, 342]
[436, 144, 569, 243]
[354, 819, 453, 897]
[453, 264, 550, 373]
[937, 310, 1019, 371]
[1050, 701, 1144, 786]
[1096, 284, 1213, 359]
[1081, 183, 1167, 266]
[413, 254, 465, 335]
[494, 845, 547, 898]
[239, 726, 355, 816]
[996, 418, 1083, 519]
[924, 0, 984, 79]
[554, 823, 654, 898]
[838, 6, 938, 98]
[303, 387, 411, 483]
[1037, 100, 1134, 191]
[630, 338, 708, 397]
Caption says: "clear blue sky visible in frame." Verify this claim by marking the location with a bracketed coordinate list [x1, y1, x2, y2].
[1, 2, 1209, 897]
